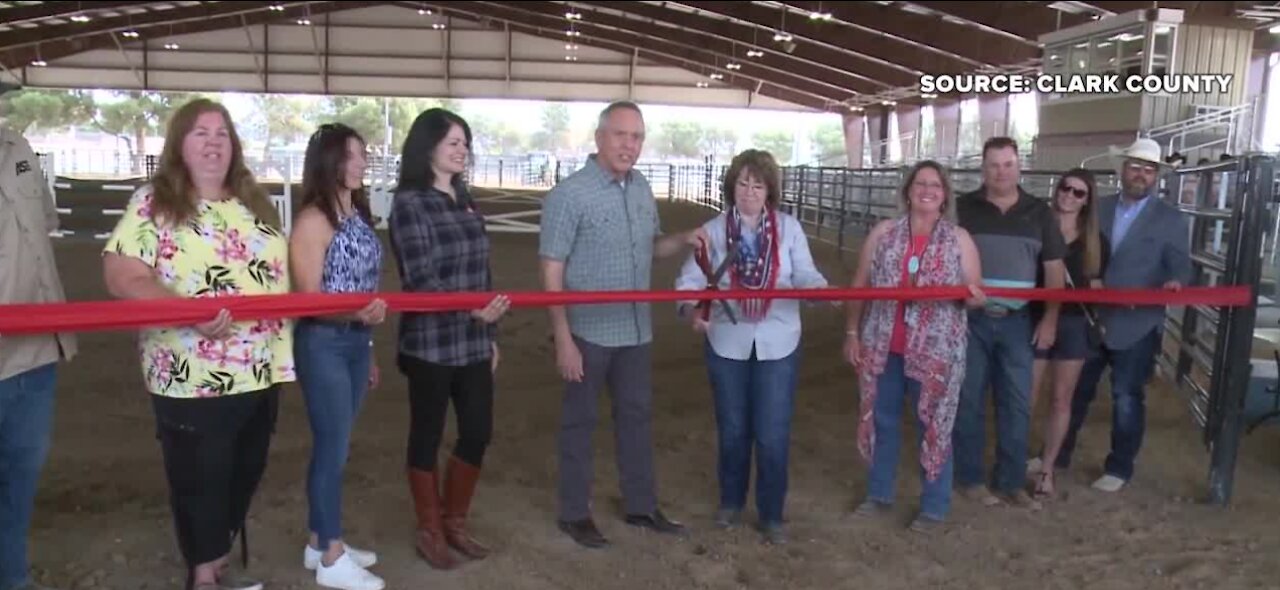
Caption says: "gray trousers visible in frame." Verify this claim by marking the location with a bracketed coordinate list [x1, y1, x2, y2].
[557, 336, 658, 522]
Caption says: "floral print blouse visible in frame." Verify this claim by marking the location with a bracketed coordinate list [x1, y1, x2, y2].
[104, 187, 296, 398]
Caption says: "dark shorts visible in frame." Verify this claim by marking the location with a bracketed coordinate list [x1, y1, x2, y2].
[1035, 312, 1095, 361]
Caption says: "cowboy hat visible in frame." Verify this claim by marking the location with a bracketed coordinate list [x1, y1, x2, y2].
[1108, 137, 1173, 168]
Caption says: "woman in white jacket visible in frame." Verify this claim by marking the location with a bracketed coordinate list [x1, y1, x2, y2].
[675, 149, 829, 545]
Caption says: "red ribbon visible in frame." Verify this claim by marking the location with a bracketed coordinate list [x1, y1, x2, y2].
[0, 285, 1253, 336]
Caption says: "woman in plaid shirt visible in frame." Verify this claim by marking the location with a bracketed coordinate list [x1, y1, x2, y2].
[388, 108, 509, 570]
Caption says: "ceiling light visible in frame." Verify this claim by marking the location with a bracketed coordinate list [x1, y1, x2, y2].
[432, 23, 446, 29]
[809, 11, 832, 20]
[164, 43, 180, 50]
[296, 18, 311, 25]
[30, 59, 47, 67]
[269, 4, 285, 11]
[70, 15, 91, 23]
[726, 62, 741, 70]
[565, 55, 578, 61]
[881, 100, 896, 106]
[565, 11, 582, 20]
[847, 105, 863, 112]
[710, 73, 723, 80]
[565, 29, 581, 37]
[746, 49, 763, 57]
[565, 43, 579, 50]
[418, 8, 431, 15]
[773, 31, 792, 42]
[122, 30, 139, 38]
[696, 81, 709, 88]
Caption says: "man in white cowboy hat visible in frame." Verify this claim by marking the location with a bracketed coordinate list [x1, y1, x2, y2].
[1050, 137, 1191, 492]
[0, 78, 78, 590]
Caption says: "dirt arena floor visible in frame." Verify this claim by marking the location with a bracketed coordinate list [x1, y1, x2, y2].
[24, 188, 1280, 590]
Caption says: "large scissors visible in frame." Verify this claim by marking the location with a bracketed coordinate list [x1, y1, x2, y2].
[694, 244, 739, 325]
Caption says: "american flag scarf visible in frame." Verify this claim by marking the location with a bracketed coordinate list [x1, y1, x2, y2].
[726, 206, 781, 322]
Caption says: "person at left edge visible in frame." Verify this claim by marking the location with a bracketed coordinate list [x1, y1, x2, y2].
[102, 98, 293, 590]
[0, 79, 79, 590]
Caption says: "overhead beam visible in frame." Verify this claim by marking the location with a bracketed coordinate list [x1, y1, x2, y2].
[907, 1, 1093, 41]
[492, 1, 873, 96]
[0, 1, 315, 53]
[570, 1, 902, 90]
[675, 0, 977, 76]
[776, 0, 1039, 65]
[0, 2, 376, 73]
[424, 1, 846, 106]
[0, 1, 149, 27]
[405, 2, 832, 110]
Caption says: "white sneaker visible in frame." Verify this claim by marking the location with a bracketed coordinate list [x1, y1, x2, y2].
[1092, 474, 1127, 492]
[316, 552, 385, 590]
[1027, 458, 1044, 475]
[305, 543, 378, 570]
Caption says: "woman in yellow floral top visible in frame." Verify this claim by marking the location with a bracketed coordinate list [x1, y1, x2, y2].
[102, 98, 292, 590]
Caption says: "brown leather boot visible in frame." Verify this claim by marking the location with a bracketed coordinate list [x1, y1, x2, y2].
[408, 468, 457, 570]
[442, 456, 490, 560]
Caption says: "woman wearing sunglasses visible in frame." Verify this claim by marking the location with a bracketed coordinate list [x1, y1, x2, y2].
[1026, 168, 1110, 499]
[843, 160, 985, 533]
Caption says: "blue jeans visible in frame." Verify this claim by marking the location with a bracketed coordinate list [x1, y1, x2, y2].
[295, 320, 373, 551]
[1056, 328, 1161, 480]
[952, 310, 1035, 495]
[0, 363, 57, 590]
[704, 342, 799, 527]
[866, 354, 954, 520]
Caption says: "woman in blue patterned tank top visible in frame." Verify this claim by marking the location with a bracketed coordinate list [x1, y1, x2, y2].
[289, 123, 388, 590]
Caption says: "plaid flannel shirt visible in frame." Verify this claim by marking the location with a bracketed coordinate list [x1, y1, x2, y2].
[389, 185, 496, 367]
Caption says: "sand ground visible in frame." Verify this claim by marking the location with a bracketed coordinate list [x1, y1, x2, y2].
[22, 189, 1280, 590]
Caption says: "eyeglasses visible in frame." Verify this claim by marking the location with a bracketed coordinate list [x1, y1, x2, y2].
[1057, 185, 1088, 199]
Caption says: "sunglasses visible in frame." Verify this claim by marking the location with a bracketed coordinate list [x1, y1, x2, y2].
[1057, 185, 1088, 199]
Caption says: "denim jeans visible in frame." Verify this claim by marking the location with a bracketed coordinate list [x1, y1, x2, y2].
[1056, 328, 1161, 480]
[866, 354, 954, 520]
[952, 310, 1035, 495]
[295, 319, 373, 551]
[704, 341, 799, 527]
[0, 363, 57, 590]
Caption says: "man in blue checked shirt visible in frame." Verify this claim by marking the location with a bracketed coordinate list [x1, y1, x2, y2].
[539, 101, 708, 549]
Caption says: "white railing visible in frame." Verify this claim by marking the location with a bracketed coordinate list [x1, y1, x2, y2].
[1143, 100, 1255, 159]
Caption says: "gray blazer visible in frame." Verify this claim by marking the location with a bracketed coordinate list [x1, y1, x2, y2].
[1095, 192, 1193, 350]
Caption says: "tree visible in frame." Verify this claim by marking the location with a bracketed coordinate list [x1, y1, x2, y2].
[652, 121, 703, 159]
[750, 130, 795, 165]
[248, 93, 316, 161]
[0, 89, 95, 134]
[811, 122, 846, 166]
[93, 91, 204, 174]
[531, 102, 570, 153]
[699, 126, 737, 162]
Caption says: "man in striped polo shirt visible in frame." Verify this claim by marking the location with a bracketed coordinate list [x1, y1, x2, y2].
[952, 136, 1066, 509]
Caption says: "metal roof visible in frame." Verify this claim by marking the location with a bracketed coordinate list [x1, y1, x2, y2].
[2, 1, 1278, 112]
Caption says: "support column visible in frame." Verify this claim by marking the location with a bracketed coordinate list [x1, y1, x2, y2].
[841, 110, 865, 168]
[977, 94, 1010, 140]
[896, 104, 921, 163]
[1246, 50, 1271, 154]
[932, 98, 960, 163]
[866, 107, 888, 166]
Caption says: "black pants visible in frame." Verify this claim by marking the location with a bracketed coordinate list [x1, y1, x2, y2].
[151, 386, 279, 571]
[398, 354, 493, 470]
